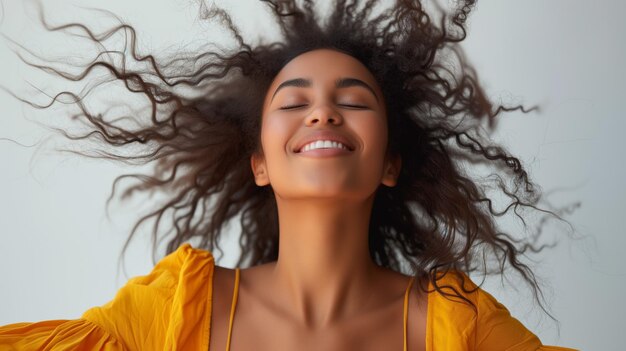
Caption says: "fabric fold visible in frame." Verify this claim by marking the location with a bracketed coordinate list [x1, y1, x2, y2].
[0, 243, 215, 351]
[0, 319, 124, 350]
[426, 271, 578, 351]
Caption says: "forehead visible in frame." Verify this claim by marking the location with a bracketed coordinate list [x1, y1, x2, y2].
[265, 49, 383, 98]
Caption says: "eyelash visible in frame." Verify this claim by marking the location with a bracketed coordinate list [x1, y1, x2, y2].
[279, 104, 367, 110]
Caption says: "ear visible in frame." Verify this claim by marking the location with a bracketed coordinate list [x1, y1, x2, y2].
[250, 152, 270, 186]
[381, 152, 401, 187]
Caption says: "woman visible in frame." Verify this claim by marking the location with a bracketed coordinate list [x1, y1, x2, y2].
[0, 0, 577, 350]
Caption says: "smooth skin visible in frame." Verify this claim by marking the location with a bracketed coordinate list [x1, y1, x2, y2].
[209, 49, 428, 351]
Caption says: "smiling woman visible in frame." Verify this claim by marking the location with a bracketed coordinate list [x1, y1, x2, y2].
[0, 0, 579, 350]
[254, 49, 396, 204]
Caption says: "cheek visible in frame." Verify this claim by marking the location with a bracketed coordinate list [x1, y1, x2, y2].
[261, 114, 296, 154]
[353, 115, 388, 155]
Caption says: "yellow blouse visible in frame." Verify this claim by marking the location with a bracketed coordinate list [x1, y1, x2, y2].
[0, 243, 577, 350]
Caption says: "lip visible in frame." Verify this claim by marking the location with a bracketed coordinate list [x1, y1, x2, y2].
[293, 131, 356, 153]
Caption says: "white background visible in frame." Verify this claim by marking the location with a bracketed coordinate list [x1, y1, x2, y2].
[1, 1, 624, 350]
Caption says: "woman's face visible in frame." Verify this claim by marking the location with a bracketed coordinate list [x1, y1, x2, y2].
[251, 48, 401, 202]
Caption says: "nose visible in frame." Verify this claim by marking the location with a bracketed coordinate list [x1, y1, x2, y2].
[305, 104, 343, 126]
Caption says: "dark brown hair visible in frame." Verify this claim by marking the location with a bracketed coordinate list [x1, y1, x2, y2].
[4, 0, 578, 317]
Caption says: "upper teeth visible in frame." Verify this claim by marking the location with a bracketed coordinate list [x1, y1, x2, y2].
[301, 140, 349, 152]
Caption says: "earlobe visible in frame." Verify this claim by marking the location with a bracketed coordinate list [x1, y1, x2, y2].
[381, 154, 401, 187]
[250, 153, 270, 186]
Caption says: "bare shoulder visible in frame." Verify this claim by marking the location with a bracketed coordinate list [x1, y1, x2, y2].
[212, 264, 237, 311]
[374, 268, 429, 351]
[375, 267, 430, 301]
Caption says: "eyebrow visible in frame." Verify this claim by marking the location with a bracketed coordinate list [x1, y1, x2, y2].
[270, 77, 379, 103]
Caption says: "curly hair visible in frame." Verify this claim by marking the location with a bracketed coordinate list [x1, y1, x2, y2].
[4, 0, 577, 317]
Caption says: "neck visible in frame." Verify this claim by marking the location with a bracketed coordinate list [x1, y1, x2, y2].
[268, 194, 382, 329]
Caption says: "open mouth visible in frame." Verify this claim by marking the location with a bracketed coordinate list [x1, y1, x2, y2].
[295, 141, 354, 153]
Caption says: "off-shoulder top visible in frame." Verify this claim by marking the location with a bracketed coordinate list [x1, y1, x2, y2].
[0, 243, 577, 350]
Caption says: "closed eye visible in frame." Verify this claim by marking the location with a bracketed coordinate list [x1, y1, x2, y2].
[339, 104, 368, 109]
[279, 104, 308, 110]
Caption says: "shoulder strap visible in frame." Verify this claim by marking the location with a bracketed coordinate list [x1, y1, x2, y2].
[403, 275, 416, 351]
[225, 267, 240, 351]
